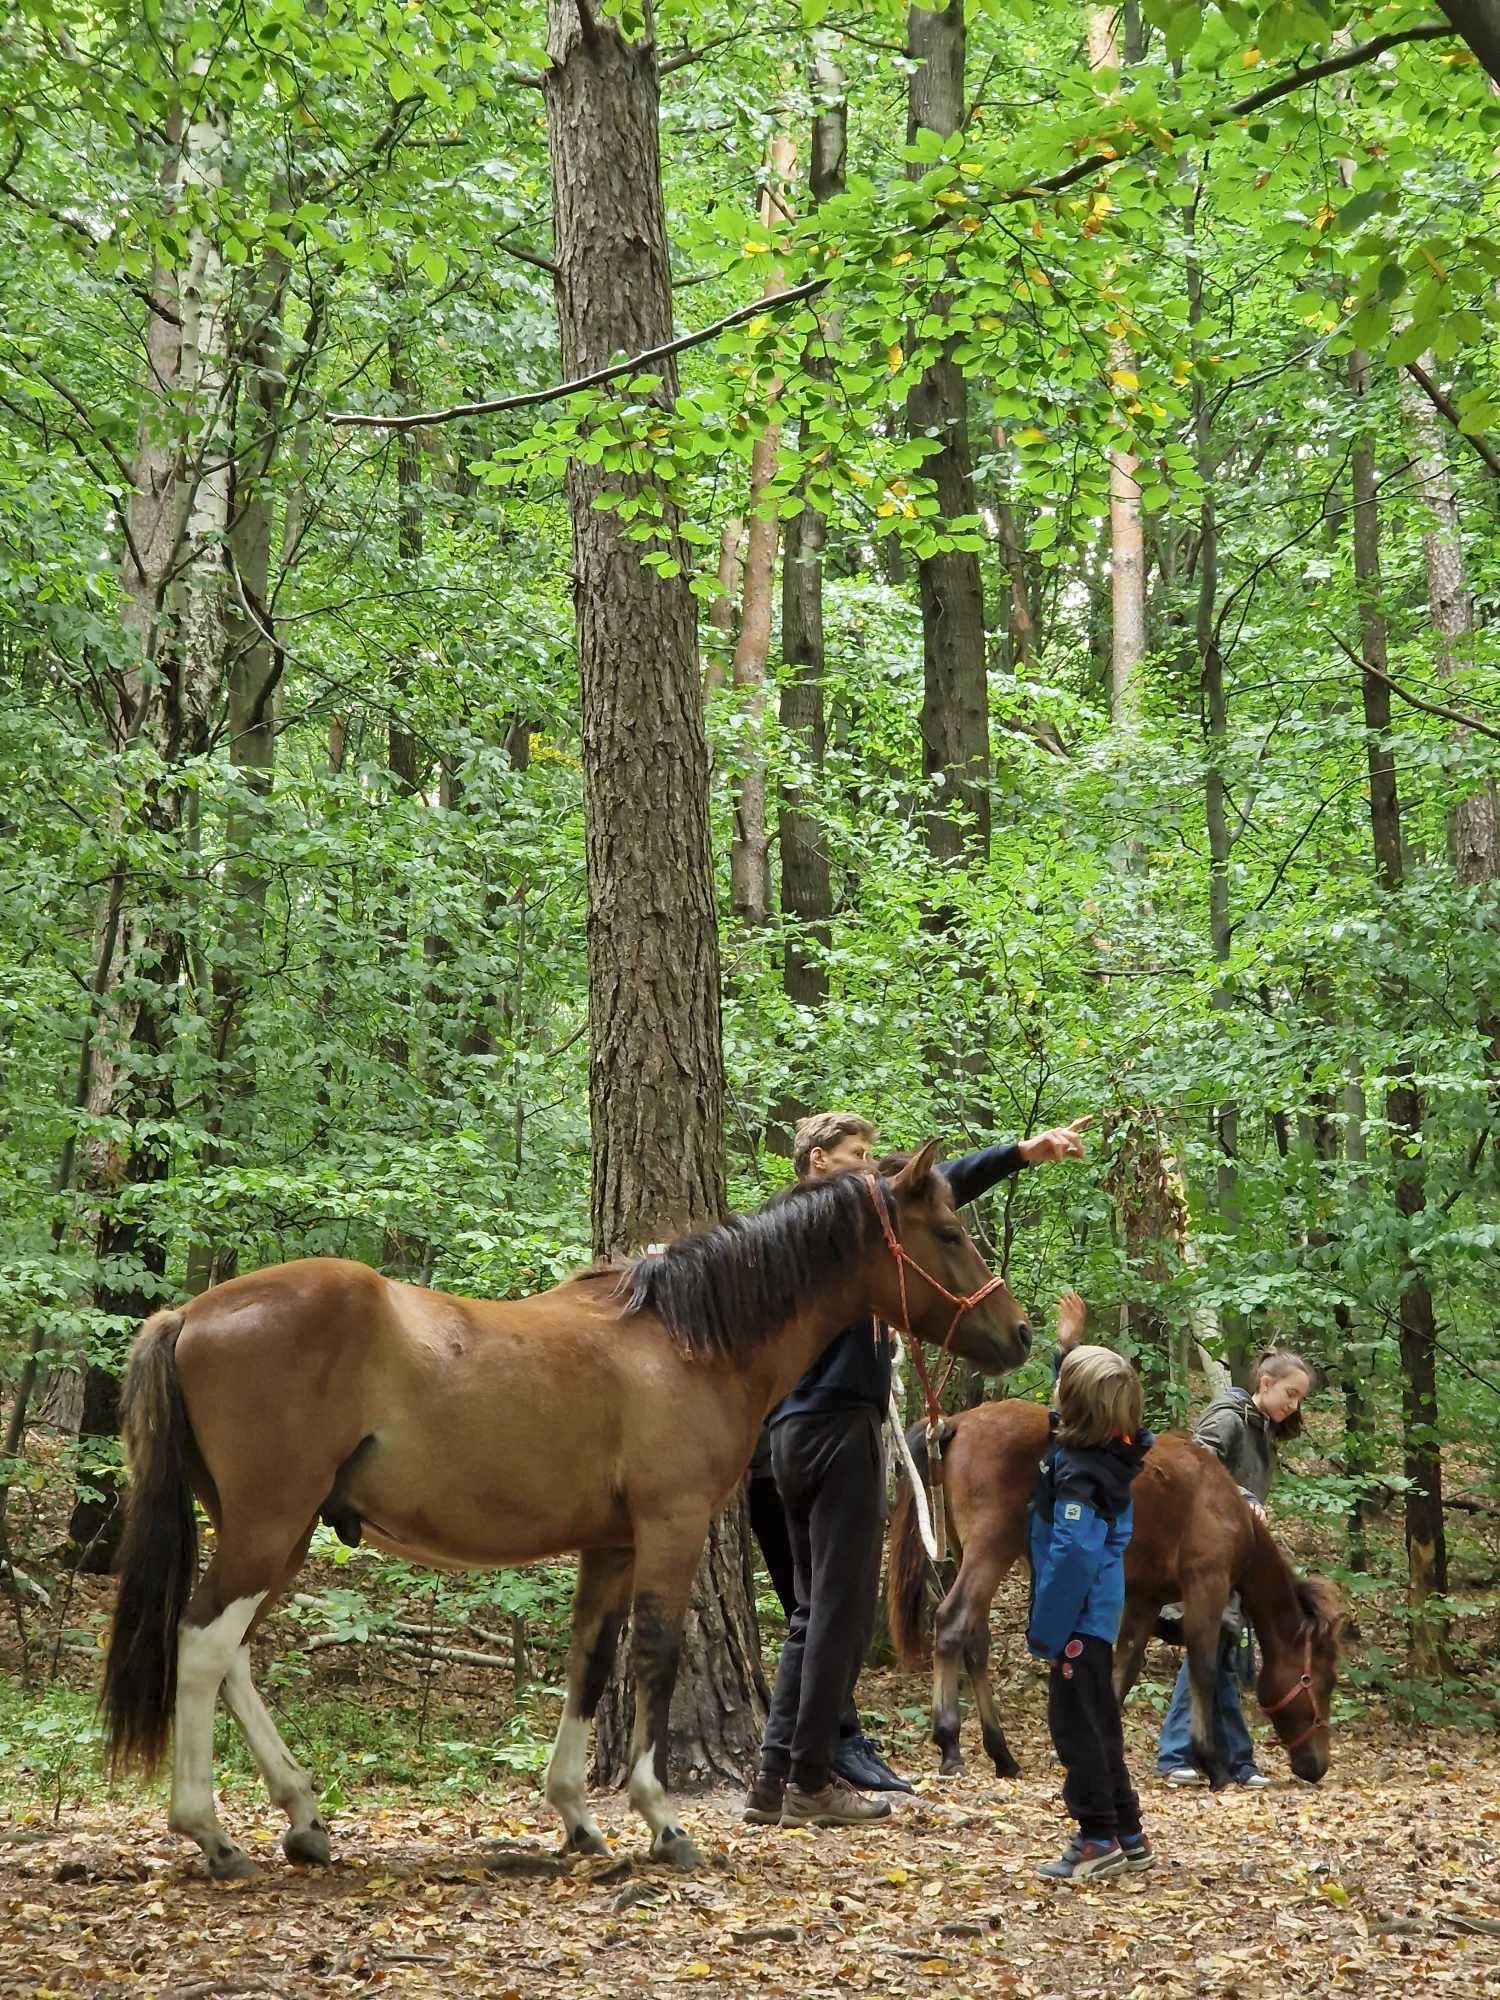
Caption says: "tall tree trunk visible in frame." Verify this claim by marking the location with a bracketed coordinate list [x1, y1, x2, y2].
[1090, 10, 1146, 726]
[184, 245, 293, 1295]
[729, 133, 796, 930]
[774, 53, 844, 1139]
[907, 0, 991, 870]
[544, 0, 757, 1787]
[1349, 346, 1447, 1675]
[704, 515, 743, 694]
[69, 72, 233, 1569]
[1190, 182, 1248, 1382]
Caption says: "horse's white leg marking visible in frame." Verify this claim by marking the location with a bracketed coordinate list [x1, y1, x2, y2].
[222, 1646, 329, 1862]
[545, 1711, 605, 1850]
[169, 1593, 264, 1877]
[626, 1744, 673, 1840]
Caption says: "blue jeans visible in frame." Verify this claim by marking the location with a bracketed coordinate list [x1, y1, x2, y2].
[1156, 1632, 1259, 1778]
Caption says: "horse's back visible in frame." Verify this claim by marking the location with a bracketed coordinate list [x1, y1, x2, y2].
[945, 1399, 1051, 1558]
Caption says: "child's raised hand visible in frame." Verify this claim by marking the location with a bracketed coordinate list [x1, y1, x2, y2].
[1055, 1289, 1088, 1351]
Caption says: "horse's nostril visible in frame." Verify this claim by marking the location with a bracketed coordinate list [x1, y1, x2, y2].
[1017, 1322, 1034, 1353]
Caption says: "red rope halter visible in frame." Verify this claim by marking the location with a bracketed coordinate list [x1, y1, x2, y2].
[1259, 1633, 1326, 1753]
[862, 1174, 1010, 1425]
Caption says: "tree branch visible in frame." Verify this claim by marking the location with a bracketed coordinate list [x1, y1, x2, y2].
[329, 276, 828, 430]
[1405, 359, 1500, 481]
[1325, 625, 1500, 743]
[660, 30, 751, 76]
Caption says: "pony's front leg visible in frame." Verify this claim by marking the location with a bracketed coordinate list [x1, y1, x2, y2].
[623, 1532, 705, 1870]
[1181, 1602, 1231, 1790]
[1112, 1597, 1156, 1709]
[545, 1548, 634, 1856]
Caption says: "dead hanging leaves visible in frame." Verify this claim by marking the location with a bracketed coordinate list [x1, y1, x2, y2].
[2, 1684, 1499, 1998]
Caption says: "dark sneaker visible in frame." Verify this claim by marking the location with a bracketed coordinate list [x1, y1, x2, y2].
[742, 1772, 785, 1825]
[780, 1776, 893, 1828]
[1038, 1837, 1127, 1883]
[834, 1733, 915, 1795]
[1119, 1832, 1154, 1872]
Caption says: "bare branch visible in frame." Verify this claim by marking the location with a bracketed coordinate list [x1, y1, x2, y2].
[1324, 625, 1500, 744]
[330, 275, 827, 431]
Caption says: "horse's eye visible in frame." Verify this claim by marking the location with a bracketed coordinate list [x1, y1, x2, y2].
[939, 1228, 963, 1246]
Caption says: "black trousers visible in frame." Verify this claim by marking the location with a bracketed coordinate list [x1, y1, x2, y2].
[747, 1464, 861, 1746]
[759, 1406, 883, 1791]
[1046, 1634, 1141, 1843]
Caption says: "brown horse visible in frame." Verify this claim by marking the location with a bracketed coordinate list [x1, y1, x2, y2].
[887, 1400, 1342, 1787]
[102, 1146, 1033, 1879]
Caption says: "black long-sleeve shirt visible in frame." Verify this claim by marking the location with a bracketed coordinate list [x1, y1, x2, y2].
[767, 1143, 1026, 1428]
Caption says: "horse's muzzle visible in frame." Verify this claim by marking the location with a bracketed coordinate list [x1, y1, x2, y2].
[1291, 1747, 1328, 1784]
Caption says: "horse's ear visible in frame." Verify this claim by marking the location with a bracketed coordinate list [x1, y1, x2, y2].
[891, 1138, 942, 1196]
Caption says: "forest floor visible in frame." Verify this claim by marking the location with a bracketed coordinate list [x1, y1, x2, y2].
[2, 1678, 1498, 2000]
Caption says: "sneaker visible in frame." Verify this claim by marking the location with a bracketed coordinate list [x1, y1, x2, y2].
[742, 1772, 785, 1825]
[1038, 1837, 1127, 1882]
[1233, 1770, 1271, 1789]
[1162, 1767, 1208, 1788]
[1119, 1832, 1155, 1872]
[834, 1733, 915, 1795]
[780, 1775, 893, 1828]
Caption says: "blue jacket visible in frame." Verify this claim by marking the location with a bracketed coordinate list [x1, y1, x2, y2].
[769, 1142, 1025, 1428]
[1026, 1419, 1153, 1659]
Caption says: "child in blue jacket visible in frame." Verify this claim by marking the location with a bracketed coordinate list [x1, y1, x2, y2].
[1028, 1345, 1154, 1882]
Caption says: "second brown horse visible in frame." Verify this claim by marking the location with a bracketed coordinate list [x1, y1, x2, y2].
[888, 1400, 1342, 1786]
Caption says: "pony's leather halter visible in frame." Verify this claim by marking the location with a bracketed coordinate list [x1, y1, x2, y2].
[862, 1174, 1010, 1425]
[1259, 1632, 1325, 1753]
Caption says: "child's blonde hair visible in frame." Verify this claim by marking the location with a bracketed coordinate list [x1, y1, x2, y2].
[1055, 1345, 1144, 1448]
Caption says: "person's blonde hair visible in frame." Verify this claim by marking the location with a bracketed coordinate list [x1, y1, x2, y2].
[793, 1112, 875, 1179]
[1055, 1345, 1144, 1448]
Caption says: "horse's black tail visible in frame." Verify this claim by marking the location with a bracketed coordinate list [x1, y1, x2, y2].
[101, 1310, 198, 1774]
[887, 1423, 937, 1670]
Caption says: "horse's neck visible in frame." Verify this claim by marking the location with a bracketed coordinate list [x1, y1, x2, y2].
[744, 1272, 884, 1416]
[1236, 1516, 1303, 1644]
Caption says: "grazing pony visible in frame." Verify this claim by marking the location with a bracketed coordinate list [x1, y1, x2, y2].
[102, 1146, 1033, 1878]
[887, 1400, 1342, 1786]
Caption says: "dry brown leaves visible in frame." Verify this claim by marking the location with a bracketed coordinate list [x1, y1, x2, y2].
[3, 1696, 1498, 2000]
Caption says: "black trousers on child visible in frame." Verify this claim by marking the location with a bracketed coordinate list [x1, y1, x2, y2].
[758, 1405, 883, 1792]
[1046, 1634, 1141, 1843]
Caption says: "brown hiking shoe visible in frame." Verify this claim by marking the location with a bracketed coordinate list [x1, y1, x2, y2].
[742, 1772, 786, 1825]
[780, 1776, 893, 1828]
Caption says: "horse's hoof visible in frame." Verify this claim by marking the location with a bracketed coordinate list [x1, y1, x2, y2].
[207, 1844, 257, 1882]
[566, 1825, 611, 1858]
[650, 1827, 701, 1872]
[992, 1755, 1021, 1780]
[283, 1823, 332, 1867]
[938, 1754, 962, 1778]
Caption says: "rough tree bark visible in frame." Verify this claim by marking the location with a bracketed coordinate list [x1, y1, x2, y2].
[729, 132, 796, 929]
[1349, 345, 1447, 1676]
[907, 0, 991, 869]
[543, 0, 760, 1787]
[774, 50, 845, 1139]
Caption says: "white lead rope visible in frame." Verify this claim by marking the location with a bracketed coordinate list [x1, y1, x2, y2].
[887, 1346, 942, 1564]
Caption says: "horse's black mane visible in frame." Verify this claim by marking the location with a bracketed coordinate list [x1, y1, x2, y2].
[619, 1170, 885, 1361]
